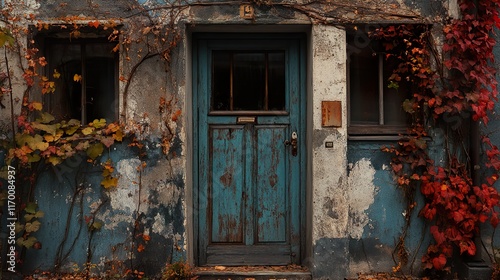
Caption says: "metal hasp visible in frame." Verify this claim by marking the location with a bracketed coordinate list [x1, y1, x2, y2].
[284, 131, 298, 156]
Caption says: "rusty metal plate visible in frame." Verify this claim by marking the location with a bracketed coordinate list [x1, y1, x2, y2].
[321, 101, 342, 127]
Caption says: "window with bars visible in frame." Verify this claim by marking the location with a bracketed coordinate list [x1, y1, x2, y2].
[43, 38, 118, 124]
[347, 31, 411, 138]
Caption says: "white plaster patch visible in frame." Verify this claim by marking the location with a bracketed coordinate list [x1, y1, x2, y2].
[152, 212, 173, 236]
[109, 158, 141, 213]
[156, 182, 181, 208]
[347, 158, 377, 240]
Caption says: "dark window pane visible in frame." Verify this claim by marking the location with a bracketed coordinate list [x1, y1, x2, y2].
[212, 52, 231, 110]
[233, 53, 265, 110]
[268, 52, 285, 110]
[85, 43, 116, 122]
[383, 57, 408, 126]
[349, 49, 379, 125]
[211, 51, 286, 112]
[48, 44, 82, 120]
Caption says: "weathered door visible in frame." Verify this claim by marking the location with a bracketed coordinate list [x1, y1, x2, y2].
[194, 34, 305, 266]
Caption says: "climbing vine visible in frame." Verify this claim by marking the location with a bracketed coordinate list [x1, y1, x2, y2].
[1, 0, 500, 277]
[376, 0, 500, 274]
[0, 0, 185, 276]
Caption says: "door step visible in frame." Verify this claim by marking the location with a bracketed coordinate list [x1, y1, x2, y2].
[194, 266, 312, 280]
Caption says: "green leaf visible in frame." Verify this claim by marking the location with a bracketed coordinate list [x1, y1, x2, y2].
[27, 153, 41, 163]
[388, 80, 400, 90]
[16, 133, 32, 146]
[88, 220, 103, 231]
[25, 220, 41, 233]
[25, 202, 38, 214]
[65, 125, 79, 136]
[31, 123, 58, 135]
[86, 142, 104, 160]
[0, 29, 14, 48]
[36, 112, 55, 124]
[68, 119, 81, 126]
[403, 99, 415, 114]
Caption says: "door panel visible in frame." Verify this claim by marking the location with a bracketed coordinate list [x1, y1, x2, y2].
[209, 126, 246, 243]
[194, 34, 305, 266]
[256, 126, 287, 243]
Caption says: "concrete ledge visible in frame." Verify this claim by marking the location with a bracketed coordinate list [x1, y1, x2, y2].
[456, 261, 492, 280]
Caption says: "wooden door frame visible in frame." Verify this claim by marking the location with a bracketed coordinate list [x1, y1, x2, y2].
[191, 32, 307, 266]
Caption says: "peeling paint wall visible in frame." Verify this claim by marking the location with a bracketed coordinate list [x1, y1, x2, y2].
[0, 0, 457, 279]
[347, 159, 376, 240]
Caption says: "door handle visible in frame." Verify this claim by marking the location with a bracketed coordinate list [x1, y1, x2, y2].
[284, 131, 298, 157]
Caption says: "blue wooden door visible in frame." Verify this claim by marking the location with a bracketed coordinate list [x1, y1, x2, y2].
[194, 34, 305, 266]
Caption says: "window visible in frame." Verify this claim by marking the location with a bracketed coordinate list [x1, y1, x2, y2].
[43, 37, 118, 123]
[347, 30, 411, 138]
[211, 50, 286, 114]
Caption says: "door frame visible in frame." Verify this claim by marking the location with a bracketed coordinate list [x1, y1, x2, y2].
[191, 32, 307, 266]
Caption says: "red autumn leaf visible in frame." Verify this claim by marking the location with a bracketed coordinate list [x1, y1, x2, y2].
[137, 244, 145, 252]
[88, 21, 100, 28]
[392, 163, 403, 173]
[479, 213, 488, 223]
[432, 254, 447, 270]
[430, 226, 446, 245]
[491, 213, 499, 228]
[453, 211, 464, 223]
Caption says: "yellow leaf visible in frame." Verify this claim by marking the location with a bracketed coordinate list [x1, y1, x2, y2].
[101, 177, 118, 189]
[25, 220, 41, 233]
[73, 74, 82, 82]
[113, 129, 123, 142]
[53, 69, 61, 79]
[26, 134, 49, 152]
[31, 102, 43, 111]
[44, 129, 63, 142]
[91, 118, 107, 129]
[17, 236, 37, 248]
[82, 126, 95, 135]
[48, 156, 62, 166]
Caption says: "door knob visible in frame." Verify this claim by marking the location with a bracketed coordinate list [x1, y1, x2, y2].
[284, 131, 298, 157]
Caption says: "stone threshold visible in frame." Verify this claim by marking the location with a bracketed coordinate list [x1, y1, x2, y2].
[194, 265, 312, 280]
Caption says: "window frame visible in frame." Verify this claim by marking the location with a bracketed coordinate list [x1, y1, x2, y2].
[36, 27, 119, 124]
[347, 30, 410, 140]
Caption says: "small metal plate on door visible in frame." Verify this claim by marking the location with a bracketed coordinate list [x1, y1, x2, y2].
[237, 116, 256, 124]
